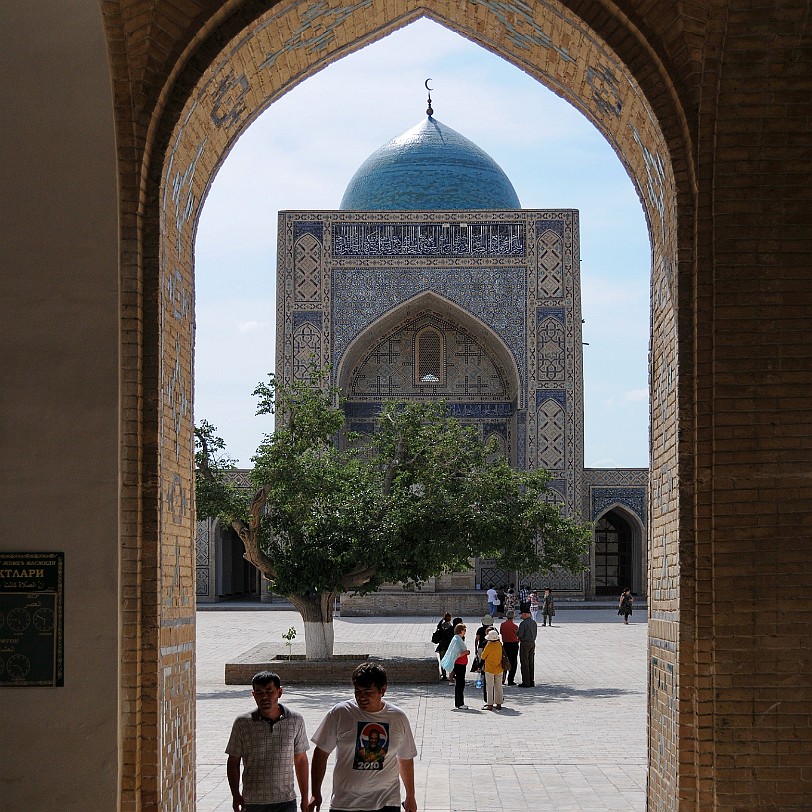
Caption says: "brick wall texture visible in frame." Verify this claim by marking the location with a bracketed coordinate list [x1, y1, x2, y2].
[99, 0, 812, 808]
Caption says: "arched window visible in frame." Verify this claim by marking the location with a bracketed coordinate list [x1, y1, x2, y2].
[594, 511, 633, 596]
[414, 327, 444, 385]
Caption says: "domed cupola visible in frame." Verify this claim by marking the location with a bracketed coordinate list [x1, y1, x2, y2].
[340, 113, 521, 211]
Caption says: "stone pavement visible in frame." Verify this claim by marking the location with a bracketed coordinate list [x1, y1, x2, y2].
[196, 609, 647, 811]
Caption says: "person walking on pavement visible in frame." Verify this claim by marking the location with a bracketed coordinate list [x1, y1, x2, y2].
[480, 627, 505, 710]
[441, 622, 470, 710]
[541, 588, 556, 627]
[226, 670, 310, 812]
[309, 662, 417, 812]
[499, 610, 520, 685]
[618, 588, 634, 624]
[517, 609, 538, 687]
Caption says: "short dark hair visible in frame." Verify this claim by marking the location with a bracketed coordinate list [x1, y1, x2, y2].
[352, 662, 388, 690]
[452, 617, 463, 627]
[252, 670, 281, 689]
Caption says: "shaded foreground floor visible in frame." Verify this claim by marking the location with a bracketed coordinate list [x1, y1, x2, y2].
[197, 609, 647, 811]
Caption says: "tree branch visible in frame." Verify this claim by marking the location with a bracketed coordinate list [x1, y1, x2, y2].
[340, 565, 378, 591]
[196, 430, 215, 482]
[381, 435, 404, 498]
[232, 485, 278, 580]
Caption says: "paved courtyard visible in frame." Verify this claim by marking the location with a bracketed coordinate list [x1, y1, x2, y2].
[196, 608, 647, 811]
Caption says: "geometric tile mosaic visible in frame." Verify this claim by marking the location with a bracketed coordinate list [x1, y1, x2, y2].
[294, 233, 322, 302]
[590, 486, 647, 523]
[537, 229, 564, 297]
[332, 265, 527, 391]
[347, 311, 509, 401]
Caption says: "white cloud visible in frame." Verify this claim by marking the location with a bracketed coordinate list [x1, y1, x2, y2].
[238, 320, 268, 334]
[587, 457, 618, 468]
[624, 388, 649, 403]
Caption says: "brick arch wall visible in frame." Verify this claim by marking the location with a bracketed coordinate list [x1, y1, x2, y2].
[101, 0, 812, 809]
[112, 1, 689, 809]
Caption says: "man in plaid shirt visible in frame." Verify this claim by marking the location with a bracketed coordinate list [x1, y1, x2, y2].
[226, 671, 310, 812]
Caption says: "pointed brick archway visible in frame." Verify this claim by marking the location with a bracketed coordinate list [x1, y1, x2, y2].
[132, 1, 692, 808]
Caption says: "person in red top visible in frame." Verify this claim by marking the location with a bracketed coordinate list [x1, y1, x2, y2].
[443, 623, 470, 709]
[499, 611, 520, 686]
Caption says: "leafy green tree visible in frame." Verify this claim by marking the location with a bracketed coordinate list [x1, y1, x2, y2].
[194, 419, 249, 522]
[195, 367, 590, 658]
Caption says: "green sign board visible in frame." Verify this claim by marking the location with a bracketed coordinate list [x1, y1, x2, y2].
[0, 553, 64, 687]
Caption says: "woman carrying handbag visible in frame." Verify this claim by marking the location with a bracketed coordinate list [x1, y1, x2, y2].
[481, 627, 505, 710]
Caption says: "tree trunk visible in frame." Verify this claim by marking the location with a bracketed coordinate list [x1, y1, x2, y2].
[288, 592, 337, 659]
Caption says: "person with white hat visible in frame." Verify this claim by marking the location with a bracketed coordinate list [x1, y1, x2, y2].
[480, 628, 505, 710]
[473, 614, 494, 703]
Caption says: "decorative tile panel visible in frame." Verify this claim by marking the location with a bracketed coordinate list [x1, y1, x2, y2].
[331, 266, 527, 392]
[537, 398, 566, 470]
[537, 229, 564, 297]
[332, 222, 525, 257]
[348, 312, 509, 401]
[343, 401, 515, 419]
[544, 567, 585, 591]
[293, 322, 322, 379]
[293, 220, 325, 240]
[537, 313, 566, 382]
[590, 486, 646, 523]
[292, 311, 323, 329]
[294, 233, 322, 302]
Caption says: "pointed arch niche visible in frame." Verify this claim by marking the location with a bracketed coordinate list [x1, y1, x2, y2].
[592, 504, 646, 597]
[336, 292, 521, 462]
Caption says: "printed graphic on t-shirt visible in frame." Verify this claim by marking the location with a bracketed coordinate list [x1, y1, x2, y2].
[353, 722, 389, 770]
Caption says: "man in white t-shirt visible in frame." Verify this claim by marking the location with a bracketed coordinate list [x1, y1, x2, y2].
[309, 662, 417, 812]
[486, 585, 498, 616]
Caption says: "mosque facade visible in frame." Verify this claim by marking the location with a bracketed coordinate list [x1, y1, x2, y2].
[196, 113, 648, 609]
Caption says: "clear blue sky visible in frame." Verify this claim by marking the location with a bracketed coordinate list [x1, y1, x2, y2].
[194, 18, 651, 469]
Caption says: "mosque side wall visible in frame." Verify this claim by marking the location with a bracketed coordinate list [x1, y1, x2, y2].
[0, 5, 121, 809]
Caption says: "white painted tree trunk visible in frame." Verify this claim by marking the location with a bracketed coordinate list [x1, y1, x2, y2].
[303, 620, 335, 660]
[290, 592, 337, 659]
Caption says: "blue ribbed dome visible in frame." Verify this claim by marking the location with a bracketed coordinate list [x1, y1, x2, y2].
[340, 116, 521, 211]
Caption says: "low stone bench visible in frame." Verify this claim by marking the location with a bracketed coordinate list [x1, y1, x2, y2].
[225, 644, 439, 684]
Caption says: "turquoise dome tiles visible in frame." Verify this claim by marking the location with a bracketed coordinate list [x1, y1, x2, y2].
[340, 117, 521, 211]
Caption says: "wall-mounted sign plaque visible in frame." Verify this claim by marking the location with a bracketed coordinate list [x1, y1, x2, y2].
[0, 553, 64, 686]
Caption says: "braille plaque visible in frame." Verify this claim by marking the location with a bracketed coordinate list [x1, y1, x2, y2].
[0, 553, 64, 687]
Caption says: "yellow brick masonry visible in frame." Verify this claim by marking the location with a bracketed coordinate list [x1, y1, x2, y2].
[99, 0, 812, 808]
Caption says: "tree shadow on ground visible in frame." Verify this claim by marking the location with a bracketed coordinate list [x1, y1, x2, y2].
[417, 682, 643, 703]
[197, 685, 354, 705]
